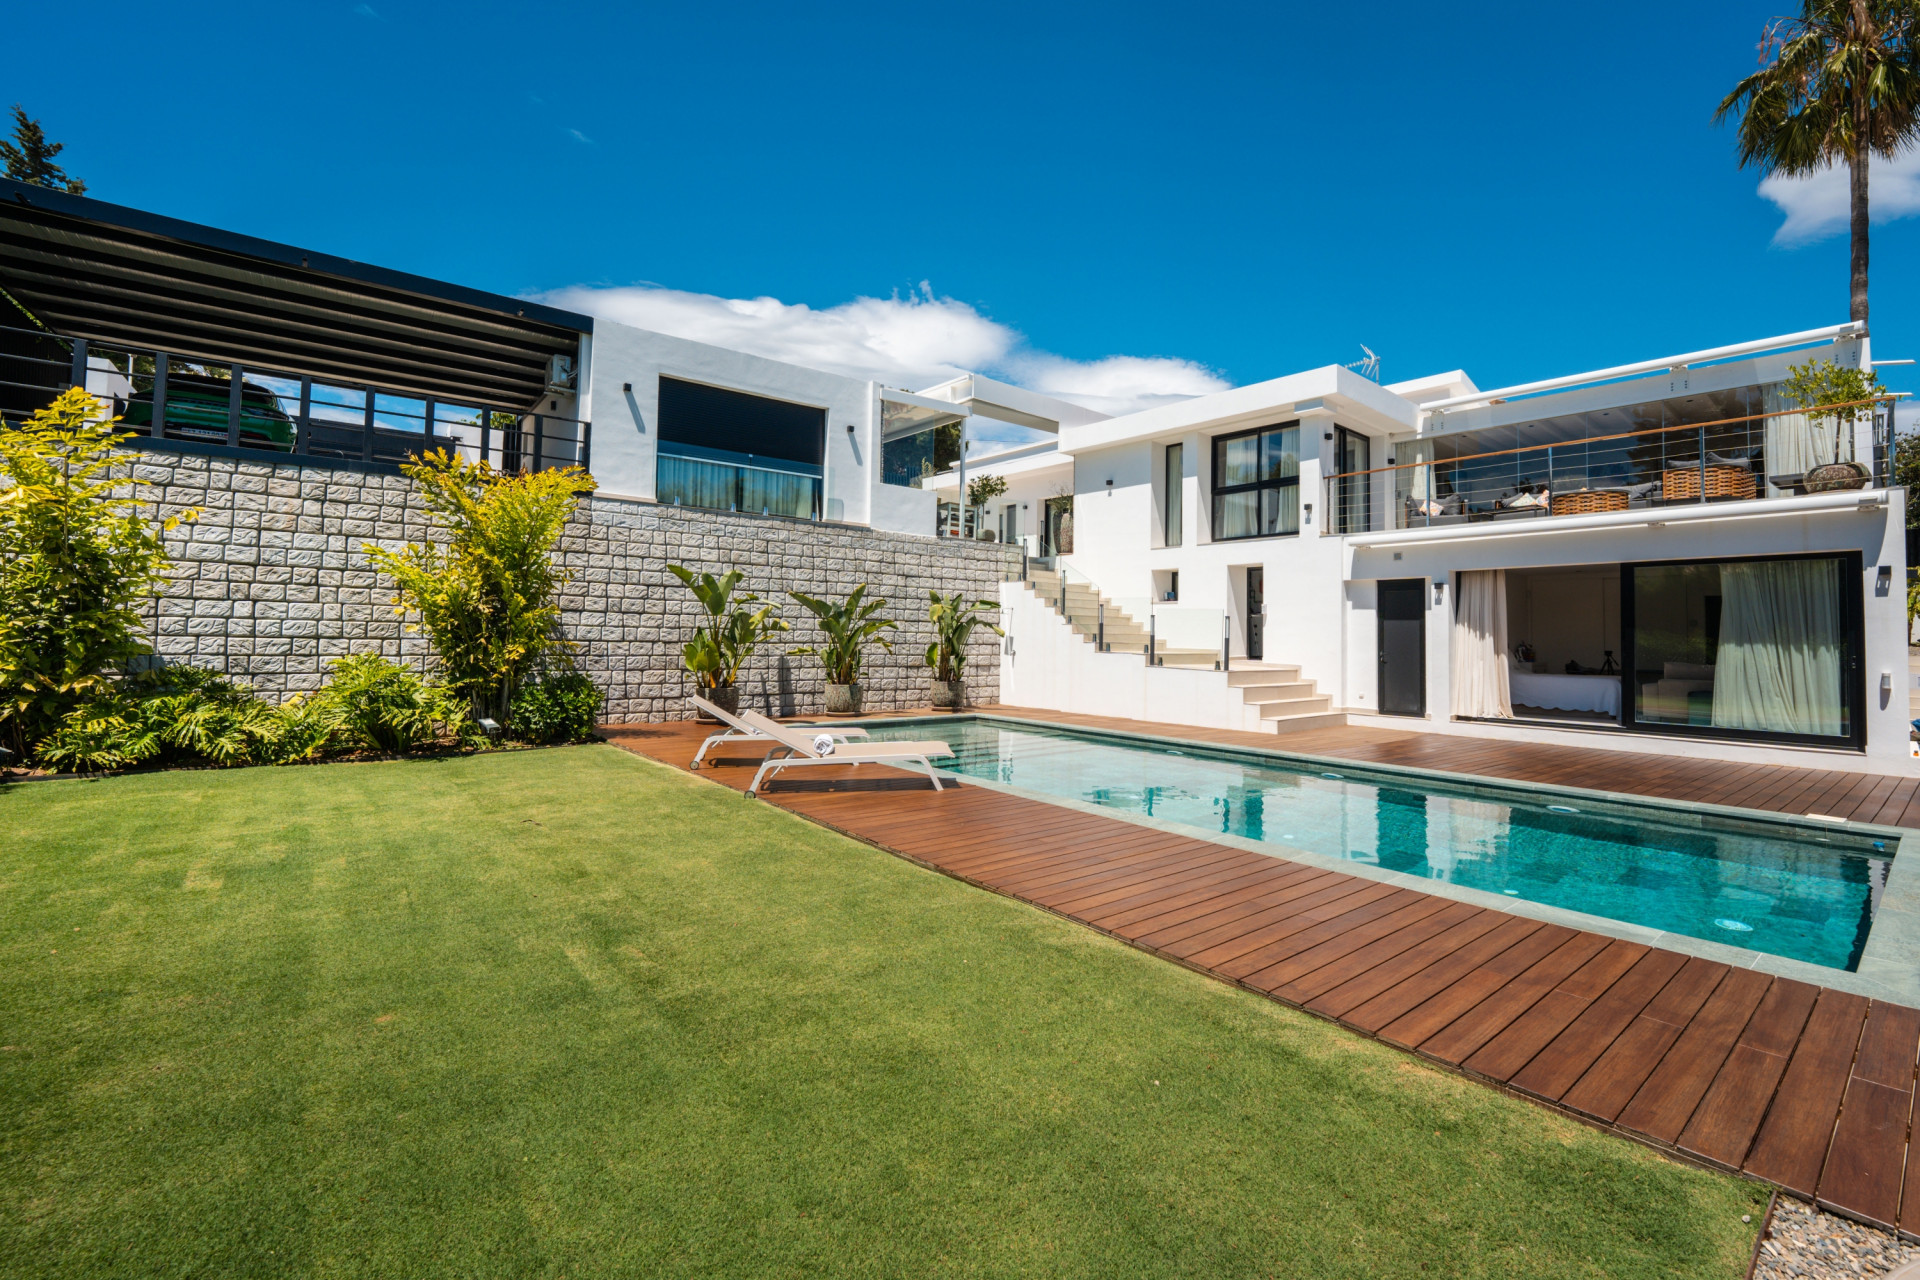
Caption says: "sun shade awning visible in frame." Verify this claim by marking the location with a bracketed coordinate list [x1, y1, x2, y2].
[0, 179, 590, 408]
[881, 389, 969, 441]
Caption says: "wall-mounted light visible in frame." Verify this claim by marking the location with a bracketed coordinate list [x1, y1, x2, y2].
[1432, 576, 1447, 605]
[1105, 478, 1113, 487]
[1323, 431, 1333, 441]
[623, 382, 632, 393]
[1878, 564, 1894, 594]
[846, 423, 856, 434]
[1303, 502, 1314, 524]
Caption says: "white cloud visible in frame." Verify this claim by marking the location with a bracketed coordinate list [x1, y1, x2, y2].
[1759, 148, 1920, 245]
[566, 128, 594, 146]
[533, 281, 1229, 419]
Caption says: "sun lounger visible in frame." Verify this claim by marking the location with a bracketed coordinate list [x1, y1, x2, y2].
[735, 708, 953, 796]
[688, 693, 870, 768]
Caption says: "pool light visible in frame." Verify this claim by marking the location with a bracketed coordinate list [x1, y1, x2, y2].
[1714, 918, 1754, 933]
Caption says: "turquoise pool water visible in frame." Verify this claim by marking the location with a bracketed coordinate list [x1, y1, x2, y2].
[860, 717, 1890, 971]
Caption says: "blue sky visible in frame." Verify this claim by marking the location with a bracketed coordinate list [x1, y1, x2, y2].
[7, 0, 1919, 410]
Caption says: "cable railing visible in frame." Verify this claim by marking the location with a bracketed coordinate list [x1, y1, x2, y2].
[1319, 395, 1896, 535]
[0, 322, 590, 474]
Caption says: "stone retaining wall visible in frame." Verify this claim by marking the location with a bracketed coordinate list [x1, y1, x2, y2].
[125, 446, 1017, 720]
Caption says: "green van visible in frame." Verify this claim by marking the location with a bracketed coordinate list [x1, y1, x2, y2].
[122, 373, 296, 451]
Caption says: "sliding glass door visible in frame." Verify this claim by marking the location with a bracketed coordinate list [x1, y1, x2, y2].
[1623, 553, 1862, 748]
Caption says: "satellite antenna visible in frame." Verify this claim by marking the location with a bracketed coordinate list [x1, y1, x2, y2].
[1345, 345, 1381, 381]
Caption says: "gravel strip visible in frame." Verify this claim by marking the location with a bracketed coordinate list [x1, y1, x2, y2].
[1753, 1198, 1920, 1278]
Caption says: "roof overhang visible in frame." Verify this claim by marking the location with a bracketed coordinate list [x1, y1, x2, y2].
[0, 179, 590, 407]
[880, 388, 969, 441]
[1422, 323, 1866, 417]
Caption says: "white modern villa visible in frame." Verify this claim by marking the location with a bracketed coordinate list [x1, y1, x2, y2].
[0, 181, 1904, 773]
[915, 324, 1911, 772]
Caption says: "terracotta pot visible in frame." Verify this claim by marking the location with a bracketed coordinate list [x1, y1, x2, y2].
[930, 679, 965, 710]
[1804, 461, 1871, 493]
[695, 684, 739, 721]
[825, 682, 863, 714]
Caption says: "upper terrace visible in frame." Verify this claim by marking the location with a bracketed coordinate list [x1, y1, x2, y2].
[0, 179, 593, 474]
[1322, 323, 1900, 540]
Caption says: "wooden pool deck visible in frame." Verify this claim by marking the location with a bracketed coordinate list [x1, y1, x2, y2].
[603, 708, 1920, 1235]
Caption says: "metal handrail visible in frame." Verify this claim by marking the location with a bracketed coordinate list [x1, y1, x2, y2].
[0, 322, 590, 475]
[1330, 395, 1893, 482]
[1319, 394, 1896, 536]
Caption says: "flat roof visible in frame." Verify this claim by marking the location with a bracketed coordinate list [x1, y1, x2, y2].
[0, 179, 591, 406]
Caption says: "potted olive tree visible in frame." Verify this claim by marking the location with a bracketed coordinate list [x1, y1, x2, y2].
[925, 591, 1003, 710]
[789, 585, 895, 714]
[668, 565, 788, 719]
[967, 473, 1008, 541]
[1783, 358, 1883, 492]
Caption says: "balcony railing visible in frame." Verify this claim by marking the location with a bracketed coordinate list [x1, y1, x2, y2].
[0, 323, 590, 474]
[656, 444, 822, 521]
[1320, 396, 1896, 535]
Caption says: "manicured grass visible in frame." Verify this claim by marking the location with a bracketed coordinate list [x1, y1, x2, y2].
[1, 745, 1764, 1278]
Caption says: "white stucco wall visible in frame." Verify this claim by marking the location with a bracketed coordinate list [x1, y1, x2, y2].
[578, 319, 889, 525]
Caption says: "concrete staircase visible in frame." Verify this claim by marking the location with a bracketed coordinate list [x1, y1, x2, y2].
[1228, 662, 1344, 732]
[1024, 567, 1215, 665]
[1019, 568, 1345, 735]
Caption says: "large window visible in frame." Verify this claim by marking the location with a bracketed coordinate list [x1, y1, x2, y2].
[656, 377, 824, 519]
[1211, 423, 1298, 540]
[1625, 553, 1861, 747]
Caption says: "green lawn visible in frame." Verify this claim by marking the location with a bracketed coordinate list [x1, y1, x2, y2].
[0, 745, 1764, 1278]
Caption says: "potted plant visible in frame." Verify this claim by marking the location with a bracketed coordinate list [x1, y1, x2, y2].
[789, 585, 896, 714]
[967, 473, 1008, 540]
[668, 565, 788, 719]
[925, 591, 1003, 710]
[1782, 358, 1883, 492]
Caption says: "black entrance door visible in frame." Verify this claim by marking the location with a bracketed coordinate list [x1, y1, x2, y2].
[1377, 578, 1425, 716]
[1246, 567, 1264, 661]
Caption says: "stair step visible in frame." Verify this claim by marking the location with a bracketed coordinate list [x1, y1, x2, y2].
[1256, 695, 1333, 718]
[1260, 710, 1349, 734]
[1235, 682, 1318, 701]
[1227, 665, 1301, 686]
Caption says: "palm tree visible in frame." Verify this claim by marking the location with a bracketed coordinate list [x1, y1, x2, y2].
[1715, 1, 1920, 325]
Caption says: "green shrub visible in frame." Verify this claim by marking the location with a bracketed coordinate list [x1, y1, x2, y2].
[510, 672, 603, 744]
[363, 450, 593, 727]
[0, 388, 196, 757]
[36, 665, 287, 773]
[313, 654, 471, 755]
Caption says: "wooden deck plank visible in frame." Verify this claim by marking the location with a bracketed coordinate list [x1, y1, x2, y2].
[1396, 932, 1611, 1062]
[1499, 948, 1687, 1098]
[602, 713, 1919, 1214]
[1677, 978, 1822, 1170]
[1743, 989, 1872, 1196]
[1558, 958, 1731, 1123]
[1270, 900, 1486, 1006]
[1466, 942, 1665, 1087]
[1616, 968, 1775, 1146]
[1818, 1003, 1920, 1229]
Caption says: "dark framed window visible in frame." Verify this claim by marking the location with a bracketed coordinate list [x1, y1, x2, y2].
[1211, 422, 1299, 540]
[1620, 551, 1863, 750]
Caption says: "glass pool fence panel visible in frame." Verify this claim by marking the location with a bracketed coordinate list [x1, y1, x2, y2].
[1321, 398, 1890, 534]
[1150, 606, 1228, 668]
[0, 323, 590, 475]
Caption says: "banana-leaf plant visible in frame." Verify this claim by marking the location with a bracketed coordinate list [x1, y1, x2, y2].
[925, 591, 1003, 683]
[667, 565, 788, 691]
[789, 585, 895, 686]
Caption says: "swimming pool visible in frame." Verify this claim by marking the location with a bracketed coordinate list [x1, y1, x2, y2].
[860, 717, 1891, 972]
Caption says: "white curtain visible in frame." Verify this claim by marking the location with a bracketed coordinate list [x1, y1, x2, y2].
[1710, 558, 1845, 737]
[1763, 383, 1850, 493]
[1451, 569, 1512, 718]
